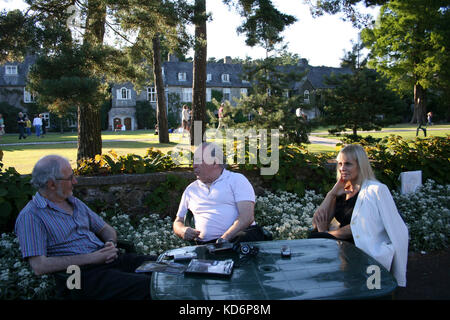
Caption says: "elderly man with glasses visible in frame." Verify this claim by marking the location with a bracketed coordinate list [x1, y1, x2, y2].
[15, 155, 156, 299]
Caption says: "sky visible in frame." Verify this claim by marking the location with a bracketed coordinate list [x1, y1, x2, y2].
[1, 0, 379, 68]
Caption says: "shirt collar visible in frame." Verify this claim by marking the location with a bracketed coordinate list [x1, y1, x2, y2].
[33, 191, 76, 209]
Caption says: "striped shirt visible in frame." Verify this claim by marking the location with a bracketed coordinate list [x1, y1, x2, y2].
[15, 192, 106, 259]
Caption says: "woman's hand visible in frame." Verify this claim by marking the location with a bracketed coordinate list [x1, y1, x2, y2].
[312, 207, 330, 232]
[330, 178, 350, 198]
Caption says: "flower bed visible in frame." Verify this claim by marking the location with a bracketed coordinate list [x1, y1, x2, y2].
[1, 180, 448, 300]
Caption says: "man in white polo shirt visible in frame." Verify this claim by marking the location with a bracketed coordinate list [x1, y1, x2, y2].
[173, 142, 265, 244]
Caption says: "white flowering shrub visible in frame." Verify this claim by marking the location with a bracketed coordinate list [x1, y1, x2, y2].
[255, 190, 324, 240]
[393, 180, 450, 252]
[0, 233, 56, 300]
[103, 213, 186, 255]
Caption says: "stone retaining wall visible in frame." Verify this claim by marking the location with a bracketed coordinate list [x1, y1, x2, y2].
[73, 163, 336, 219]
[73, 171, 197, 219]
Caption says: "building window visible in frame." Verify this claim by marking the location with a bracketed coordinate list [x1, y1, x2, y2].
[207, 73, 212, 82]
[24, 89, 35, 103]
[117, 87, 131, 100]
[223, 88, 231, 101]
[304, 90, 310, 104]
[67, 114, 77, 128]
[240, 88, 248, 96]
[5, 65, 18, 75]
[178, 72, 187, 81]
[182, 88, 192, 102]
[221, 74, 230, 83]
[42, 112, 50, 128]
[147, 86, 156, 102]
[206, 88, 212, 102]
[284, 89, 290, 98]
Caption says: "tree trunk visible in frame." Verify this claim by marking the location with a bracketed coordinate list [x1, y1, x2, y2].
[77, 104, 102, 162]
[76, 0, 106, 165]
[410, 83, 427, 124]
[190, 0, 207, 146]
[152, 35, 169, 144]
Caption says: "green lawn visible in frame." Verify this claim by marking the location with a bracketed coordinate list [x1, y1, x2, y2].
[314, 124, 450, 140]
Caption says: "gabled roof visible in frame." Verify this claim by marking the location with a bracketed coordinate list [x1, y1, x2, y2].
[306, 66, 352, 89]
[163, 61, 251, 88]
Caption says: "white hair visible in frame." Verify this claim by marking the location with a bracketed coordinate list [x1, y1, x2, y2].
[31, 155, 69, 190]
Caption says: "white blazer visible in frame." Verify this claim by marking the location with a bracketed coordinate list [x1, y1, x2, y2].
[350, 180, 409, 287]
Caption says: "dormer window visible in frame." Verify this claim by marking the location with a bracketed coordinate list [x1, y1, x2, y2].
[304, 90, 310, 103]
[5, 65, 18, 75]
[207, 73, 212, 82]
[178, 72, 187, 81]
[117, 87, 131, 100]
[221, 74, 230, 83]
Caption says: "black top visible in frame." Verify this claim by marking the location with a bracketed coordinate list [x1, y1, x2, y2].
[17, 116, 26, 127]
[334, 191, 359, 227]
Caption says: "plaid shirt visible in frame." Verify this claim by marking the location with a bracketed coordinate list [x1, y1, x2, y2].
[15, 192, 106, 259]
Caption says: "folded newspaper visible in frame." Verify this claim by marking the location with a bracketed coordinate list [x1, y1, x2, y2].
[184, 259, 234, 277]
[135, 261, 186, 274]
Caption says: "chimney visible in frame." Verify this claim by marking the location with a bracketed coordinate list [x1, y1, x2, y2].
[223, 56, 232, 64]
[168, 53, 179, 62]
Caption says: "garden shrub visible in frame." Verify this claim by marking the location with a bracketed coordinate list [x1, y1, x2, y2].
[255, 190, 324, 240]
[365, 135, 450, 190]
[0, 162, 35, 233]
[75, 148, 184, 176]
[393, 180, 450, 252]
[238, 144, 336, 197]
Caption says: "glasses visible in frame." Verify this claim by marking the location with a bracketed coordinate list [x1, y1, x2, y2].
[56, 173, 75, 181]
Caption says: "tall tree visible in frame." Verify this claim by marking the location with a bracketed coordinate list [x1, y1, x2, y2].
[321, 44, 403, 135]
[230, 56, 310, 145]
[190, 0, 207, 146]
[113, 0, 190, 144]
[361, 0, 450, 123]
[305, 0, 386, 28]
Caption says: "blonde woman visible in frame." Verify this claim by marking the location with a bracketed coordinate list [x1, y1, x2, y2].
[310, 144, 409, 287]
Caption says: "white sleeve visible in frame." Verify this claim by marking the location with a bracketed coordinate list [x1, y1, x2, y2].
[376, 184, 409, 287]
[232, 173, 255, 203]
[176, 189, 189, 219]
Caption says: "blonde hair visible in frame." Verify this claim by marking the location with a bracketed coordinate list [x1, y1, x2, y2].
[336, 144, 376, 185]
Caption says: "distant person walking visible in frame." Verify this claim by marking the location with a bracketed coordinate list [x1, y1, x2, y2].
[33, 114, 42, 138]
[181, 105, 189, 138]
[216, 103, 225, 133]
[416, 120, 427, 137]
[427, 111, 433, 126]
[0, 113, 5, 138]
[17, 112, 26, 140]
[40, 114, 47, 137]
[25, 116, 32, 136]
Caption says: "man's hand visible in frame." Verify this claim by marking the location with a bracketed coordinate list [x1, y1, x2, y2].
[182, 227, 201, 241]
[94, 242, 119, 264]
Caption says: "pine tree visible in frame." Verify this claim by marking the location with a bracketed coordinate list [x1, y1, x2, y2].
[321, 44, 403, 135]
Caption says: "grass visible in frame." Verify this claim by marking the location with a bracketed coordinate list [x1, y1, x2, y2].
[2, 124, 448, 174]
[314, 124, 450, 140]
